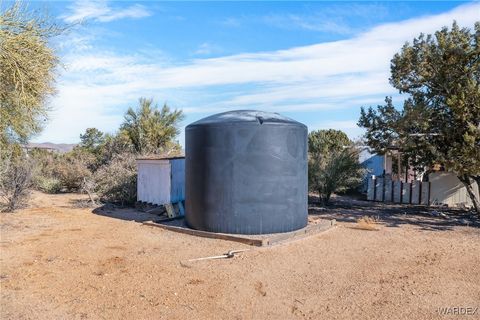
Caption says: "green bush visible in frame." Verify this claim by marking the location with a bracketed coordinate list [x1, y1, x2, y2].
[309, 148, 365, 205]
[33, 176, 62, 194]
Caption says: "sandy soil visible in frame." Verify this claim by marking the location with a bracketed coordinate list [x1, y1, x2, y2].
[1, 191, 479, 320]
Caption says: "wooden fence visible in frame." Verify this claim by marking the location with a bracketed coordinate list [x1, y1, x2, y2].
[367, 176, 430, 205]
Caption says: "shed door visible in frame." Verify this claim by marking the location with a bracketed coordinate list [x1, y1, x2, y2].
[151, 162, 171, 205]
[138, 161, 171, 205]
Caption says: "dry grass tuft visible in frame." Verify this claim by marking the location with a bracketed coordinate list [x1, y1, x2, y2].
[354, 216, 380, 231]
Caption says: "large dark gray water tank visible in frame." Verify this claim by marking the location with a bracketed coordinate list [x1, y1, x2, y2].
[185, 110, 308, 234]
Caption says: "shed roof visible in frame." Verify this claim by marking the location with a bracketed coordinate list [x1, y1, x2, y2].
[136, 155, 185, 161]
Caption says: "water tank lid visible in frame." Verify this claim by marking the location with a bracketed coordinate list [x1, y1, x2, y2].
[187, 110, 306, 128]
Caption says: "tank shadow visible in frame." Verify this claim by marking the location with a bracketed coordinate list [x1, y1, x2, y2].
[308, 194, 479, 231]
[92, 205, 160, 223]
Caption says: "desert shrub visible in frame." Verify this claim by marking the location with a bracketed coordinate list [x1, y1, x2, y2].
[30, 149, 61, 192]
[95, 153, 137, 206]
[55, 159, 91, 191]
[29, 149, 59, 174]
[97, 132, 135, 166]
[33, 176, 62, 194]
[0, 153, 33, 212]
[29, 148, 94, 192]
[53, 150, 95, 191]
[69, 146, 102, 171]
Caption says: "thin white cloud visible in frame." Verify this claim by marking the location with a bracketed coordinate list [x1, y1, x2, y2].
[193, 42, 223, 56]
[221, 3, 389, 34]
[36, 2, 480, 143]
[62, 0, 151, 23]
[264, 13, 354, 35]
[263, 3, 390, 34]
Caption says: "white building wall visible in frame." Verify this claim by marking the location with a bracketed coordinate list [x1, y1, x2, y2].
[137, 159, 172, 205]
[429, 172, 479, 208]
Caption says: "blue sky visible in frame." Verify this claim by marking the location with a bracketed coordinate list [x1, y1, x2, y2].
[26, 1, 480, 145]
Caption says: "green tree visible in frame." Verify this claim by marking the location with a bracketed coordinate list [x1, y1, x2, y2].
[308, 129, 364, 205]
[359, 22, 480, 213]
[308, 129, 351, 154]
[79, 128, 105, 152]
[0, 2, 65, 147]
[120, 97, 184, 155]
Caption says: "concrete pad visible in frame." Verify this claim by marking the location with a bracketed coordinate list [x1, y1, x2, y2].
[143, 217, 336, 247]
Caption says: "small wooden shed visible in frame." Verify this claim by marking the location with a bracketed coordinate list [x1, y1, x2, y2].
[136, 156, 185, 205]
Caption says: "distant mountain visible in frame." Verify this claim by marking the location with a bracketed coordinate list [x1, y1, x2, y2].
[27, 142, 77, 153]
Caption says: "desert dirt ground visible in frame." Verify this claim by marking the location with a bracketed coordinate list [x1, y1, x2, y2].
[1, 191, 479, 320]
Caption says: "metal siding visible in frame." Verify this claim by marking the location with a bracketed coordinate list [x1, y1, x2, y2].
[411, 181, 421, 204]
[360, 153, 385, 192]
[402, 183, 411, 204]
[393, 181, 402, 203]
[361, 154, 384, 176]
[421, 182, 430, 205]
[384, 176, 392, 202]
[375, 178, 384, 201]
[170, 159, 185, 203]
[429, 172, 479, 207]
[137, 160, 172, 205]
[367, 177, 375, 200]
[137, 163, 145, 202]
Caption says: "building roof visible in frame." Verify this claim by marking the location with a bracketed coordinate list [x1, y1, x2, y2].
[136, 155, 185, 161]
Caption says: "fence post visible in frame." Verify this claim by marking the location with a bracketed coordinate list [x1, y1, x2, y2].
[367, 176, 376, 201]
[411, 181, 421, 204]
[402, 182, 411, 204]
[393, 181, 402, 203]
[421, 182, 430, 205]
[375, 177, 384, 202]
[384, 176, 393, 202]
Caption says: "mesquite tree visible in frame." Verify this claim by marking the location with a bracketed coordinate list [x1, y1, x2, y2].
[120, 98, 184, 155]
[0, 2, 65, 147]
